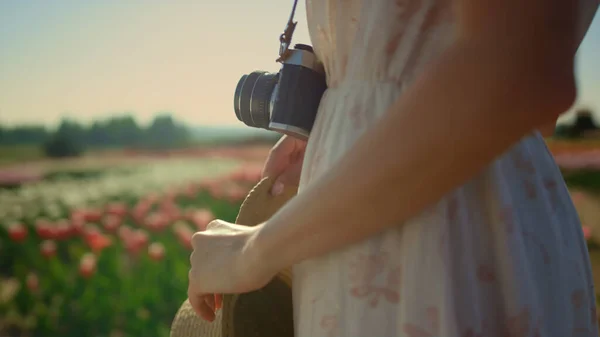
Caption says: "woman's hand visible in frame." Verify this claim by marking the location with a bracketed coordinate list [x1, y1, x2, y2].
[187, 220, 275, 322]
[262, 135, 307, 195]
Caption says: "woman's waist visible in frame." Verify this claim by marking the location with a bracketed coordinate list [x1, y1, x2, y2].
[324, 78, 405, 94]
[315, 79, 405, 124]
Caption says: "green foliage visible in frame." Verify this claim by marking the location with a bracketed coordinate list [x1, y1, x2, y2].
[43, 134, 84, 159]
[0, 125, 49, 145]
[553, 107, 599, 139]
[563, 169, 600, 192]
[0, 113, 193, 153]
[0, 145, 44, 166]
[0, 165, 256, 337]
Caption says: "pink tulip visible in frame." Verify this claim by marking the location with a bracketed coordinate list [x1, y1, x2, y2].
[40, 240, 57, 259]
[103, 214, 122, 233]
[173, 222, 193, 250]
[148, 242, 165, 261]
[570, 191, 586, 205]
[106, 202, 128, 217]
[35, 219, 57, 240]
[583, 226, 592, 241]
[79, 253, 97, 278]
[189, 209, 214, 231]
[54, 219, 73, 240]
[26, 273, 39, 293]
[83, 225, 112, 253]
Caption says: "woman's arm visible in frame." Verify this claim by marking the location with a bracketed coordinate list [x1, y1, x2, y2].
[246, 0, 597, 274]
[539, 121, 558, 138]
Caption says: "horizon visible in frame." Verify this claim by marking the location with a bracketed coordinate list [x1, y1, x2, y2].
[1, 2, 599, 128]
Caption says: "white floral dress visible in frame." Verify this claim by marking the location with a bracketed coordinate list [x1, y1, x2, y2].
[294, 0, 599, 336]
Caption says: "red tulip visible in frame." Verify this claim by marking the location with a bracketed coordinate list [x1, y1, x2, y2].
[55, 219, 73, 240]
[35, 219, 57, 240]
[26, 273, 39, 293]
[83, 208, 103, 223]
[70, 213, 86, 234]
[40, 240, 57, 259]
[83, 225, 112, 253]
[7, 223, 27, 242]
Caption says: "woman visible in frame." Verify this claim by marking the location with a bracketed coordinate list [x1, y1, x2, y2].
[189, 0, 600, 335]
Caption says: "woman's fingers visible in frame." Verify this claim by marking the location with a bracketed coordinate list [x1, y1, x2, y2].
[188, 281, 217, 322]
[191, 294, 216, 322]
[205, 293, 216, 312]
[272, 156, 304, 195]
[262, 138, 292, 178]
[215, 293, 223, 310]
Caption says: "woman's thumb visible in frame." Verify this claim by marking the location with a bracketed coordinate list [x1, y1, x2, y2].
[271, 160, 303, 196]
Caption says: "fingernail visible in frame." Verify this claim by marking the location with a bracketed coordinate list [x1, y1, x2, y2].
[271, 181, 284, 196]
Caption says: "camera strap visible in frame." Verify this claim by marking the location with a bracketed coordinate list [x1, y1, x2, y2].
[276, 0, 300, 63]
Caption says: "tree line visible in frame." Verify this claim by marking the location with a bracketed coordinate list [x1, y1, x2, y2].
[0, 113, 192, 157]
[554, 107, 600, 139]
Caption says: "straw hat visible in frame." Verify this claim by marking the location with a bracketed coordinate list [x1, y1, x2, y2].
[170, 176, 297, 337]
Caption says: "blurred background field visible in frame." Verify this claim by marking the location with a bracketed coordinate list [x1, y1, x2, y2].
[0, 134, 274, 337]
[1, 109, 600, 337]
[1, 2, 599, 336]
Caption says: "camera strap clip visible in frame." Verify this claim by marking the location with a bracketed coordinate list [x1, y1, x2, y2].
[276, 0, 299, 63]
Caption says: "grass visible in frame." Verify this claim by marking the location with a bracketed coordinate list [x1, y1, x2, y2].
[0, 145, 44, 166]
[546, 138, 600, 154]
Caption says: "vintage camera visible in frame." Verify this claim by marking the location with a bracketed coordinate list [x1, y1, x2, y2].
[233, 44, 327, 140]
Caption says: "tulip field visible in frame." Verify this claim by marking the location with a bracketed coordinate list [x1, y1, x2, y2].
[2, 140, 600, 337]
[0, 147, 269, 337]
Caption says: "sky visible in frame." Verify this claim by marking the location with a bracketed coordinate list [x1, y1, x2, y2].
[0, 1, 599, 128]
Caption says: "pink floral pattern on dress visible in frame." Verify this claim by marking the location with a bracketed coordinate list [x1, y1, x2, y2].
[571, 288, 595, 334]
[385, 0, 415, 56]
[306, 127, 327, 183]
[476, 264, 496, 283]
[349, 105, 364, 131]
[513, 151, 539, 200]
[438, 196, 457, 261]
[506, 307, 542, 337]
[348, 252, 401, 307]
[543, 178, 559, 210]
[403, 307, 440, 337]
[502, 204, 550, 264]
[296, 0, 599, 335]
[320, 314, 339, 337]
[462, 318, 491, 337]
[522, 230, 551, 264]
[524, 180, 537, 199]
[499, 206, 515, 234]
[513, 152, 536, 174]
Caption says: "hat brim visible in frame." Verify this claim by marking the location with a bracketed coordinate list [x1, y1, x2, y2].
[170, 176, 297, 337]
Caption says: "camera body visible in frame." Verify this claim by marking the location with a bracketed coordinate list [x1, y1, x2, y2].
[234, 44, 327, 140]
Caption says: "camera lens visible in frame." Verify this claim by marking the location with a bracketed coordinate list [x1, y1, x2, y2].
[233, 71, 278, 129]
